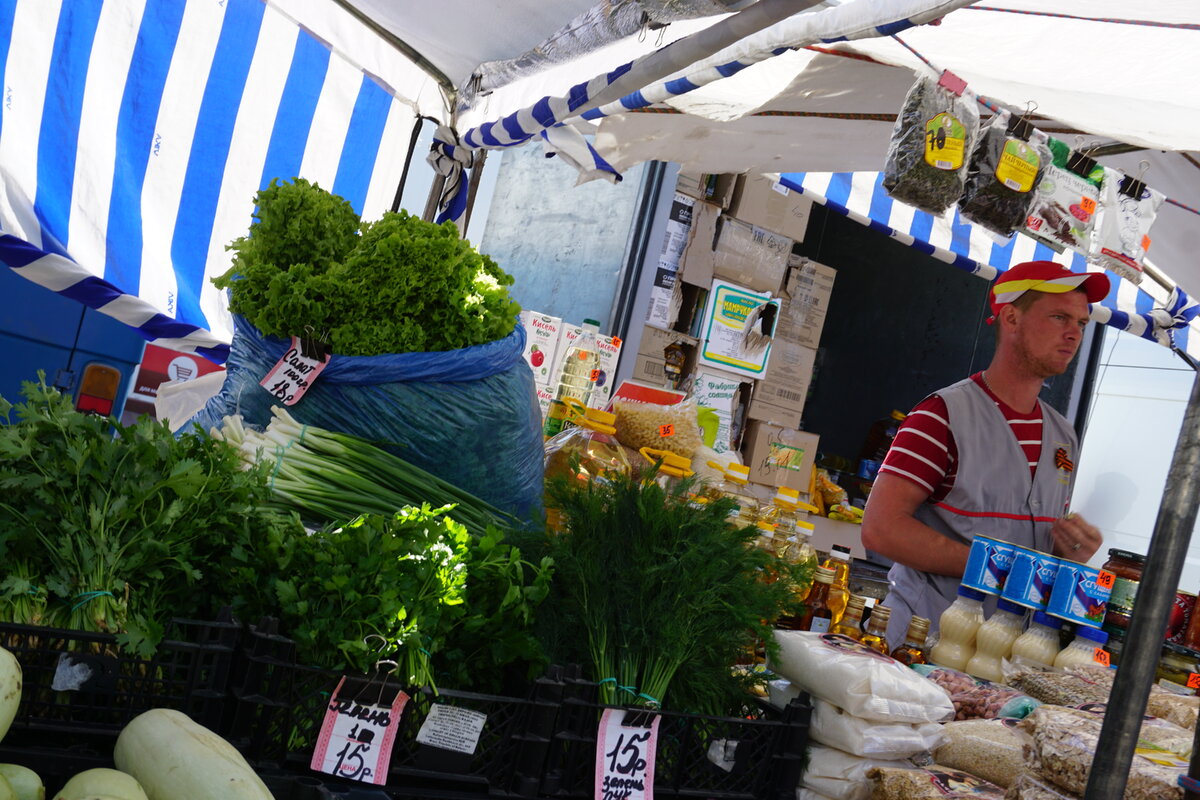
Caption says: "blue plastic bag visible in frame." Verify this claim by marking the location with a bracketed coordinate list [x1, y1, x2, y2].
[188, 315, 543, 519]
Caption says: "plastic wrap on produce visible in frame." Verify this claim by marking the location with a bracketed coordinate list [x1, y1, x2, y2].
[1006, 666, 1111, 707]
[801, 745, 912, 800]
[868, 764, 1006, 799]
[187, 315, 543, 519]
[914, 664, 1040, 719]
[959, 111, 1050, 240]
[1064, 664, 1200, 730]
[613, 397, 702, 458]
[1019, 705, 1186, 799]
[1066, 702, 1193, 757]
[934, 718, 1031, 789]
[810, 698, 946, 759]
[1003, 773, 1080, 799]
[772, 632, 954, 723]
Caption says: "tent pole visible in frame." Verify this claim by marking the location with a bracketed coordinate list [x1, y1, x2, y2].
[1084, 370, 1200, 799]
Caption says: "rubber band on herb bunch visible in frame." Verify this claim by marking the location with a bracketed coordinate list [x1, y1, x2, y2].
[71, 590, 115, 612]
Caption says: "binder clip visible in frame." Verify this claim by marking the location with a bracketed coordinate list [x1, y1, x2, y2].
[1066, 138, 1100, 180]
[1006, 101, 1036, 142]
[1119, 160, 1151, 199]
[300, 326, 333, 361]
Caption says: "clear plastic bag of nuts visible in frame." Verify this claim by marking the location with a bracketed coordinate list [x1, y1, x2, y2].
[913, 665, 1040, 719]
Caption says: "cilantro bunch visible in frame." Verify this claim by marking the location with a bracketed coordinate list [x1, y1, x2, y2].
[214, 178, 520, 356]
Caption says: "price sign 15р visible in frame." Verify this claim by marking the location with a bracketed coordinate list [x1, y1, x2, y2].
[595, 708, 660, 800]
[311, 675, 409, 785]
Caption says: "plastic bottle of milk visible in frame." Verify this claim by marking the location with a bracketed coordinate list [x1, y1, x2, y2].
[929, 586, 987, 672]
[1010, 611, 1064, 667]
[965, 599, 1027, 682]
[1054, 626, 1110, 669]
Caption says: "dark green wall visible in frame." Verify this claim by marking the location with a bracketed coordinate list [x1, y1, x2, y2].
[795, 204, 1079, 462]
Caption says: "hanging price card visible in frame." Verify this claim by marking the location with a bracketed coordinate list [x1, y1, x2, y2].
[311, 676, 408, 785]
[260, 337, 331, 406]
[415, 704, 488, 755]
[1187, 673, 1200, 690]
[595, 708, 660, 800]
[1093, 648, 1111, 667]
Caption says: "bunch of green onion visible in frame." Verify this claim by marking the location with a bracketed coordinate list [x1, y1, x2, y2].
[212, 408, 519, 535]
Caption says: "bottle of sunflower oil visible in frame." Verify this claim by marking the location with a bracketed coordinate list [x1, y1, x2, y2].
[544, 405, 631, 531]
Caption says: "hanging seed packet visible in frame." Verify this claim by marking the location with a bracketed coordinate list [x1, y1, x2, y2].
[882, 74, 979, 215]
[959, 110, 1050, 240]
[1024, 138, 1104, 255]
[1089, 166, 1164, 284]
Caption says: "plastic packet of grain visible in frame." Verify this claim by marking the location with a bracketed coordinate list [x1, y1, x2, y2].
[773, 632, 954, 723]
[1004, 773, 1080, 799]
[811, 698, 946, 759]
[803, 745, 912, 800]
[867, 765, 1005, 799]
[1008, 668, 1110, 707]
[1019, 706, 1186, 799]
[1067, 702, 1193, 757]
[612, 397, 702, 458]
[1064, 665, 1199, 729]
[934, 718, 1030, 788]
[913, 665, 1040, 720]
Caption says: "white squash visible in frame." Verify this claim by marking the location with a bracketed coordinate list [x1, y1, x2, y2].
[54, 768, 146, 800]
[113, 709, 271, 800]
[0, 647, 20, 743]
[0, 764, 43, 800]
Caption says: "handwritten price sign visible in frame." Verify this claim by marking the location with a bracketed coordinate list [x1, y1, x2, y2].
[311, 677, 409, 785]
[260, 337, 331, 406]
[1097, 570, 1116, 590]
[595, 708, 660, 800]
[1093, 647, 1111, 668]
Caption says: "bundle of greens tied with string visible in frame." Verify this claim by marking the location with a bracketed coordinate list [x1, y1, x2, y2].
[530, 466, 812, 716]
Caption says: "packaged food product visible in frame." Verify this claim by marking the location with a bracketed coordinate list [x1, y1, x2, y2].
[1008, 667, 1111, 707]
[959, 112, 1051, 239]
[1004, 772, 1081, 800]
[1100, 548, 1144, 628]
[772, 631, 955, 723]
[1022, 137, 1104, 256]
[1169, 591, 1197, 646]
[612, 396, 702, 458]
[810, 698, 946, 759]
[1052, 626, 1109, 669]
[934, 718, 1030, 789]
[1019, 705, 1186, 799]
[1003, 546, 1059, 611]
[914, 664, 1041, 720]
[929, 586, 987, 671]
[1046, 559, 1113, 628]
[965, 599, 1026, 682]
[962, 537, 1017, 597]
[1064, 664, 1200, 728]
[803, 745, 912, 800]
[1009, 611, 1063, 667]
[881, 75, 980, 215]
[797, 790, 838, 800]
[867, 765, 1005, 800]
[1089, 165, 1165, 284]
[1066, 703, 1192, 758]
[890, 615, 931, 666]
[1156, 643, 1200, 694]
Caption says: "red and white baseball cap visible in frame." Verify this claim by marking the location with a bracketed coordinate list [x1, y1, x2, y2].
[990, 260, 1110, 318]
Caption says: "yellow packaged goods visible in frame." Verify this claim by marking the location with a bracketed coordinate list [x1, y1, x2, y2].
[613, 397, 702, 458]
[1019, 705, 1186, 800]
[867, 765, 1006, 799]
[934, 718, 1031, 788]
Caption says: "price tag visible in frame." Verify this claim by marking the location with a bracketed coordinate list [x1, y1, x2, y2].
[658, 423, 675, 437]
[415, 704, 488, 755]
[1187, 673, 1200, 690]
[611, 337, 622, 348]
[595, 708, 660, 800]
[311, 676, 409, 785]
[590, 369, 601, 382]
[1093, 648, 1111, 667]
[260, 337, 331, 406]
[1079, 196, 1097, 215]
[1142, 234, 1152, 252]
[1097, 570, 1116, 590]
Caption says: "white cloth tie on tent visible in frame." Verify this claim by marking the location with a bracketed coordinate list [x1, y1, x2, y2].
[427, 125, 476, 227]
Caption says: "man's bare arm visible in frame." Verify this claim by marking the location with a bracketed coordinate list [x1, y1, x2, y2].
[860, 473, 970, 577]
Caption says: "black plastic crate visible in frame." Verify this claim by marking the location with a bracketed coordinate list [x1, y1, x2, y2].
[539, 667, 811, 800]
[228, 620, 563, 798]
[0, 607, 240, 742]
[0, 737, 113, 797]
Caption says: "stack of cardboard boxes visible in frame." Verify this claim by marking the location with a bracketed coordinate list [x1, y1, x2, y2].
[637, 171, 836, 499]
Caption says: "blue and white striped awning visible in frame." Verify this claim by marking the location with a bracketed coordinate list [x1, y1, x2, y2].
[0, 0, 418, 362]
[779, 171, 1200, 360]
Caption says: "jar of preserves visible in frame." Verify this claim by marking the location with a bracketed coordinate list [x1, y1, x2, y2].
[1101, 549, 1145, 629]
[1053, 626, 1109, 669]
[1103, 624, 1125, 667]
[965, 599, 1027, 682]
[1156, 643, 1200, 695]
[929, 586, 987, 671]
[1010, 611, 1063, 667]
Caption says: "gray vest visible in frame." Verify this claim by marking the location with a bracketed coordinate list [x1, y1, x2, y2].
[882, 377, 1079, 648]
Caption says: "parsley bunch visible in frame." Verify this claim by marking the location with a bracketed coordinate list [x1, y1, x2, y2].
[214, 178, 520, 355]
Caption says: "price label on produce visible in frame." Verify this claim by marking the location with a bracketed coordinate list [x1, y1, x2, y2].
[658, 424, 675, 437]
[1093, 647, 1111, 667]
[1097, 570, 1116, 590]
[311, 676, 408, 785]
[1187, 673, 1200, 690]
[260, 336, 331, 406]
[1080, 196, 1097, 215]
[595, 708, 659, 800]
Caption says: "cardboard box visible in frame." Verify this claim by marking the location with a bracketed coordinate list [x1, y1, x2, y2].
[741, 421, 820, 491]
[591, 334, 623, 408]
[646, 193, 696, 329]
[631, 352, 672, 387]
[782, 258, 837, 349]
[536, 384, 555, 421]
[711, 218, 791, 295]
[729, 173, 814, 242]
[610, 380, 687, 407]
[676, 171, 736, 209]
[696, 279, 777, 380]
[678, 200, 720, 288]
[748, 340, 817, 428]
[692, 369, 753, 456]
[519, 310, 562, 386]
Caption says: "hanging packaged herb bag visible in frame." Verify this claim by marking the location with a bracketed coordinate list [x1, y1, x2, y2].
[1024, 138, 1104, 255]
[882, 73, 980, 215]
[959, 110, 1050, 239]
[1089, 165, 1164, 284]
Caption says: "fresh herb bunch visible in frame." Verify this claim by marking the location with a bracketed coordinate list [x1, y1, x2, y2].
[213, 178, 521, 355]
[0, 374, 279, 655]
[535, 469, 806, 716]
[226, 504, 553, 694]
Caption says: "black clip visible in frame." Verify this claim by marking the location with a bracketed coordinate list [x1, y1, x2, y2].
[1006, 101, 1036, 142]
[299, 326, 333, 362]
[620, 707, 659, 729]
[1066, 148, 1099, 181]
[1118, 160, 1151, 199]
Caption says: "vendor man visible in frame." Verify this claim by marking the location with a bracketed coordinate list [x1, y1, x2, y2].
[861, 260, 1110, 647]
